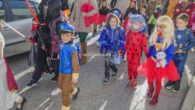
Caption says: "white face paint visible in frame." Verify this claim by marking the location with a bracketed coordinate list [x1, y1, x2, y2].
[131, 22, 143, 31]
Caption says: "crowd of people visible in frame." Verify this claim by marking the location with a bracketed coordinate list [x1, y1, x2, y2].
[0, 0, 194, 110]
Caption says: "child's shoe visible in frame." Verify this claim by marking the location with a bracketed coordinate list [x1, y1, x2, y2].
[165, 81, 173, 90]
[127, 80, 133, 88]
[103, 78, 109, 85]
[172, 80, 181, 93]
[112, 71, 118, 78]
[72, 87, 80, 100]
[149, 95, 158, 105]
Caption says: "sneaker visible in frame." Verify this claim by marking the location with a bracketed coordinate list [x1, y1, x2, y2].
[73, 87, 80, 100]
[103, 78, 109, 85]
[172, 80, 181, 93]
[165, 81, 173, 90]
[112, 72, 117, 78]
[26, 80, 39, 87]
[16, 97, 27, 110]
[127, 81, 133, 88]
[50, 76, 58, 82]
[51, 88, 61, 96]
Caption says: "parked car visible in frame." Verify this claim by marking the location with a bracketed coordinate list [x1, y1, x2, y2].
[0, 0, 40, 57]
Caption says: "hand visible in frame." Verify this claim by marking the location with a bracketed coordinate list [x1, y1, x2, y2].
[176, 49, 183, 53]
[72, 78, 78, 84]
[176, 9, 180, 12]
[42, 45, 47, 51]
[119, 51, 124, 56]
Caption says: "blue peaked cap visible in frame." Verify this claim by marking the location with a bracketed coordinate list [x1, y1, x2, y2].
[58, 22, 74, 32]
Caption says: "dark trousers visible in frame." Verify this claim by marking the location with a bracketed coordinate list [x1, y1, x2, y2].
[110, 0, 117, 8]
[32, 46, 47, 82]
[173, 53, 188, 78]
[148, 24, 155, 36]
[52, 59, 60, 78]
[104, 55, 118, 79]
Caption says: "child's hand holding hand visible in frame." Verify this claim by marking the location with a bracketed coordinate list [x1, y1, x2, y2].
[176, 9, 180, 12]
[176, 49, 183, 53]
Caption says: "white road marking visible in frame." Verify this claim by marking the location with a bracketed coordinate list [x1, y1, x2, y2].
[44, 101, 55, 110]
[99, 100, 108, 110]
[14, 67, 34, 81]
[118, 72, 125, 80]
[36, 98, 50, 110]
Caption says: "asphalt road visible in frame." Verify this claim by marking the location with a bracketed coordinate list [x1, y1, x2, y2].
[7, 34, 195, 110]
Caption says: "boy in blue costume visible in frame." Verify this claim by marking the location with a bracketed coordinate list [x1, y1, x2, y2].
[58, 22, 80, 110]
[165, 13, 195, 92]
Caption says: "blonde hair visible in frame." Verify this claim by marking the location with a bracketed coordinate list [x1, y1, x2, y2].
[149, 15, 175, 50]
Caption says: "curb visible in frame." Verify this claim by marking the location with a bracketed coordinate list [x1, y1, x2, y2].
[181, 76, 195, 110]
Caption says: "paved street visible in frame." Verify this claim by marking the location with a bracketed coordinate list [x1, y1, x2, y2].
[7, 35, 195, 110]
[6, 1, 195, 110]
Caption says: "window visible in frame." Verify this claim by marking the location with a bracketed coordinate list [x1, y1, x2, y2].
[33, 2, 40, 13]
[8, 1, 36, 21]
[0, 1, 5, 20]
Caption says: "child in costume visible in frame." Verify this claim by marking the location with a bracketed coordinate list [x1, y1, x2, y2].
[124, 14, 148, 88]
[146, 0, 159, 19]
[124, 0, 139, 19]
[138, 15, 180, 105]
[0, 20, 27, 110]
[98, 14, 125, 84]
[58, 22, 80, 110]
[147, 4, 162, 35]
[165, 13, 195, 92]
[174, 0, 194, 29]
[98, 0, 110, 26]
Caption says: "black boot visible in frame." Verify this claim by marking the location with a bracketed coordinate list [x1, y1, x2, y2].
[16, 97, 27, 110]
[73, 87, 80, 100]
[172, 80, 181, 92]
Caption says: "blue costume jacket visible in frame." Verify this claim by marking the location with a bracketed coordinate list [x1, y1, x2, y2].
[148, 37, 175, 65]
[175, 28, 195, 52]
[98, 25, 125, 54]
[59, 41, 77, 74]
